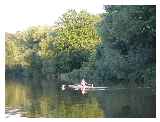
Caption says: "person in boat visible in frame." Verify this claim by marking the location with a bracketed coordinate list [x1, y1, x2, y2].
[80, 79, 88, 94]
[81, 79, 88, 86]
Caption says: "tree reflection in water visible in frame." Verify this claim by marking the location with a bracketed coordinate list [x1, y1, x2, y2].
[5, 79, 155, 118]
[5, 80, 104, 118]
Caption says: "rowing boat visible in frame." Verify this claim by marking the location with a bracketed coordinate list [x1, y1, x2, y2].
[61, 84, 108, 91]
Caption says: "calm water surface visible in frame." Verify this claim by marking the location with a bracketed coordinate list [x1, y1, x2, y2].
[5, 79, 156, 118]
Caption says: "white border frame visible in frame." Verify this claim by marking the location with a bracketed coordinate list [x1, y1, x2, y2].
[0, 0, 159, 121]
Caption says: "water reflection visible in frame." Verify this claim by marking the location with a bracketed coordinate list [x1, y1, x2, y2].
[97, 88, 156, 117]
[5, 79, 155, 118]
[5, 80, 104, 117]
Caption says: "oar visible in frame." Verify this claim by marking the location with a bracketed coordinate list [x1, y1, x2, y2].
[91, 87, 108, 89]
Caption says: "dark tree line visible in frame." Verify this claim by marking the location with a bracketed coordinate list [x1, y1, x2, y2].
[95, 5, 156, 86]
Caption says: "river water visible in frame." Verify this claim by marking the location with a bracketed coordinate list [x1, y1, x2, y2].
[5, 79, 156, 118]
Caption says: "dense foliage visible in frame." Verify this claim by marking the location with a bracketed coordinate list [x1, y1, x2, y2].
[6, 6, 156, 87]
[5, 10, 100, 80]
[95, 5, 156, 86]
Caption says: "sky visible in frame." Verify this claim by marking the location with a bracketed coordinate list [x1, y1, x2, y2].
[2, 0, 105, 33]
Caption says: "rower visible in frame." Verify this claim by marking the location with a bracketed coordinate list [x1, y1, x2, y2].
[81, 79, 87, 86]
[80, 79, 88, 95]
[62, 85, 66, 91]
[92, 84, 94, 87]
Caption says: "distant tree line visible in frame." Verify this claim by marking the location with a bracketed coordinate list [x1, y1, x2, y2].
[6, 6, 156, 87]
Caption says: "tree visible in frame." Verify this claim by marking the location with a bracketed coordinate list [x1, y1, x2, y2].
[96, 5, 156, 86]
[53, 10, 101, 74]
[6, 10, 101, 80]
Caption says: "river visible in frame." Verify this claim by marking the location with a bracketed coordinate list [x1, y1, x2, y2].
[5, 79, 156, 118]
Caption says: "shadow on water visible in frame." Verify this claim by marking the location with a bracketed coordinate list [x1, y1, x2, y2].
[96, 87, 156, 118]
[5, 79, 156, 118]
